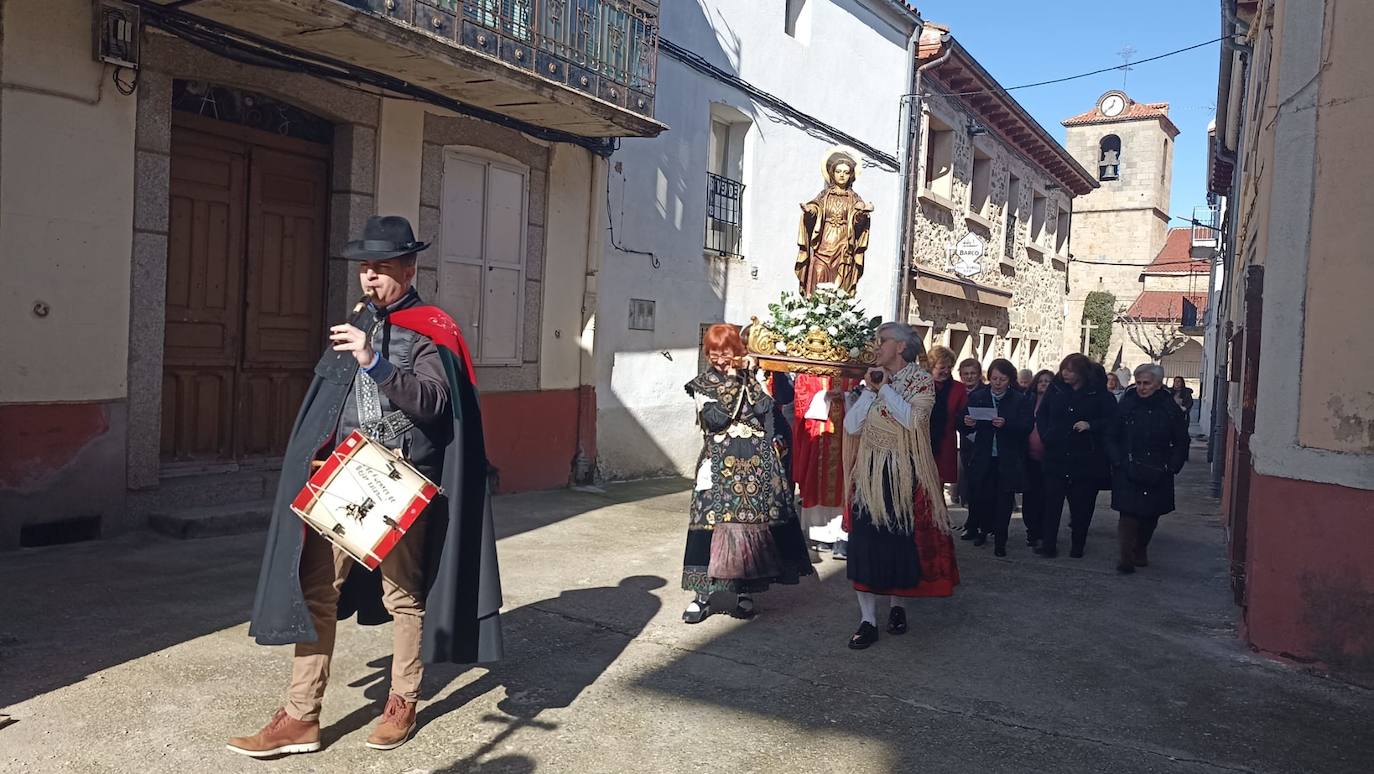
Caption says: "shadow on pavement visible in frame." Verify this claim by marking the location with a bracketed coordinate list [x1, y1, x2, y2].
[435, 752, 536, 774]
[623, 455, 1374, 774]
[0, 531, 263, 711]
[492, 478, 691, 542]
[0, 475, 683, 713]
[317, 575, 666, 761]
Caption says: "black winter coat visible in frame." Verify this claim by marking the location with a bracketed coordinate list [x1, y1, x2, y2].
[957, 386, 1034, 493]
[1036, 380, 1116, 487]
[1105, 387, 1190, 516]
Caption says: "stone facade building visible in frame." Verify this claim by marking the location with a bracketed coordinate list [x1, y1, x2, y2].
[0, 0, 664, 548]
[1060, 92, 1180, 364]
[905, 27, 1096, 372]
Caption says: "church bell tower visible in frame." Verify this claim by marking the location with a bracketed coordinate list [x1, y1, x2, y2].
[1060, 91, 1180, 353]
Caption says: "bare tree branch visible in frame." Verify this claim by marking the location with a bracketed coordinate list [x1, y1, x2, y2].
[1117, 302, 1191, 363]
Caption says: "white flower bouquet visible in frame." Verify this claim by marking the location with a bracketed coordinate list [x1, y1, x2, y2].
[746, 284, 881, 377]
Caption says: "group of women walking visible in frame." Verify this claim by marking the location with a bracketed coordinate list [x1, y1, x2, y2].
[679, 322, 1190, 650]
[925, 348, 1192, 571]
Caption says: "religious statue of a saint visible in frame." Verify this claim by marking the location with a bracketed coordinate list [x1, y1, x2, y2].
[796, 148, 873, 296]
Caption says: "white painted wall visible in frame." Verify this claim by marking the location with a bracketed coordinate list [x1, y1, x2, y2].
[374, 98, 424, 225]
[1246, 0, 1374, 489]
[0, 0, 137, 403]
[540, 144, 594, 391]
[596, 0, 915, 479]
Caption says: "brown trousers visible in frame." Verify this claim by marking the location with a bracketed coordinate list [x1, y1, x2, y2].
[284, 522, 427, 722]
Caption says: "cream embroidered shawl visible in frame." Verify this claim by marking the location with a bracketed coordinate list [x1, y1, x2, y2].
[848, 362, 952, 536]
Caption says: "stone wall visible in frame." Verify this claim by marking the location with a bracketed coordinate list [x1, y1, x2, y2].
[907, 88, 1073, 371]
[1064, 115, 1174, 223]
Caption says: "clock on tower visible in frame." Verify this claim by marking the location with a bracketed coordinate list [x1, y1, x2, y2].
[1098, 91, 1128, 118]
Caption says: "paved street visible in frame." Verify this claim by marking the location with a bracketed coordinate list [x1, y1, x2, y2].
[2, 450, 1371, 774]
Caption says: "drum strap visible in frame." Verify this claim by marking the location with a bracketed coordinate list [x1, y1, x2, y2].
[354, 367, 414, 444]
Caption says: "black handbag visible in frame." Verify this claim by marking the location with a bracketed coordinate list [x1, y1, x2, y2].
[1126, 455, 1169, 486]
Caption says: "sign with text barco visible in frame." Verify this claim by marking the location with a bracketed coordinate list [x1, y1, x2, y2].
[950, 233, 985, 278]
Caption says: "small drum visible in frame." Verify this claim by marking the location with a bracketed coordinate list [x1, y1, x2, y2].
[291, 430, 440, 570]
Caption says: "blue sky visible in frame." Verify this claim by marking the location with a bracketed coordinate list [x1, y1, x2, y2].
[918, 0, 1221, 220]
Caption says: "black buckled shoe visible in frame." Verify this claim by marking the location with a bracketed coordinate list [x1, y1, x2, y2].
[886, 606, 908, 635]
[848, 621, 880, 650]
[682, 599, 713, 624]
[730, 595, 756, 620]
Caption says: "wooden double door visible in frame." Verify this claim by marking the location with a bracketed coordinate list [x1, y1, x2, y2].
[161, 113, 329, 465]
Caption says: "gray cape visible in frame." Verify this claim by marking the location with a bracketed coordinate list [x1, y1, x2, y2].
[247, 304, 503, 664]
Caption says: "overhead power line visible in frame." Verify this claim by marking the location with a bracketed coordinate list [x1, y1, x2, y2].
[930, 37, 1228, 99]
[659, 37, 900, 170]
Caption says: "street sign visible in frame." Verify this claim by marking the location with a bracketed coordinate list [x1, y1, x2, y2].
[951, 233, 985, 277]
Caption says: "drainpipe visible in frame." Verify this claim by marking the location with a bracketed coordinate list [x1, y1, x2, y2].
[1222, 0, 1254, 56]
[571, 152, 608, 486]
[1220, 1, 1252, 154]
[893, 29, 951, 322]
[1209, 3, 1252, 496]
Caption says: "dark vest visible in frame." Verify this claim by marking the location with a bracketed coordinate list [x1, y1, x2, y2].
[335, 290, 453, 480]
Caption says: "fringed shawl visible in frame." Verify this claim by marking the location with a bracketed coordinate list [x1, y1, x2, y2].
[848, 363, 952, 536]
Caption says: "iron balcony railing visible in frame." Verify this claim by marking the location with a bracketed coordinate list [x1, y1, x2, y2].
[1191, 204, 1220, 246]
[705, 172, 744, 258]
[369, 0, 659, 117]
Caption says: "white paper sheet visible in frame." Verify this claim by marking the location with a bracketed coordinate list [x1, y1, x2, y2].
[968, 407, 999, 422]
[804, 392, 831, 421]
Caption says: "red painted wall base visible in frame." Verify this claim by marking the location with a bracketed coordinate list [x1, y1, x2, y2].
[0, 403, 110, 491]
[1239, 470, 1374, 682]
[480, 388, 582, 493]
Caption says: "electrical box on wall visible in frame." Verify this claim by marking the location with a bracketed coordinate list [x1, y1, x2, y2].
[629, 299, 656, 331]
[94, 1, 141, 70]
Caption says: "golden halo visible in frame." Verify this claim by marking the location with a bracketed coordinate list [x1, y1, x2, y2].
[820, 145, 864, 185]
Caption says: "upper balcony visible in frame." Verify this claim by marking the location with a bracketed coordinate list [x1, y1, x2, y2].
[146, 0, 666, 138]
[1191, 204, 1220, 254]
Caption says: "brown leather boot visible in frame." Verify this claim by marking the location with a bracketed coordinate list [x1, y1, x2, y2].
[226, 708, 321, 758]
[1133, 544, 1150, 567]
[1116, 517, 1138, 574]
[366, 693, 417, 751]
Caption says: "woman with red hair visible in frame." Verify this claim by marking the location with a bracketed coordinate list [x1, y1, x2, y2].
[681, 324, 813, 623]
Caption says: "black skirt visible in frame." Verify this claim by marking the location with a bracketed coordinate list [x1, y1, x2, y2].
[847, 502, 923, 592]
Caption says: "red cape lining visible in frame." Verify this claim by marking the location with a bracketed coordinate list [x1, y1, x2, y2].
[388, 305, 478, 386]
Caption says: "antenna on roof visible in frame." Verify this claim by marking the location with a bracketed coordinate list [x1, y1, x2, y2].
[1118, 45, 1137, 89]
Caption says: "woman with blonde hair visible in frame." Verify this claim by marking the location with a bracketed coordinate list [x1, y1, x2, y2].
[925, 344, 966, 504]
[843, 323, 959, 649]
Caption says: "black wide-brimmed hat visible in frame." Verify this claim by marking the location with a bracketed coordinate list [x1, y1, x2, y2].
[341, 215, 430, 262]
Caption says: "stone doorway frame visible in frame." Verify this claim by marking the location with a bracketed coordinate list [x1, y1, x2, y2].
[125, 35, 380, 490]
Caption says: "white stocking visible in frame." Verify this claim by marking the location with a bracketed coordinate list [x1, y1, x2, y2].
[856, 591, 878, 625]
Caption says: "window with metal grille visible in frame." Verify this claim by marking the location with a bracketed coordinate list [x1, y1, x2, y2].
[705, 172, 744, 257]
